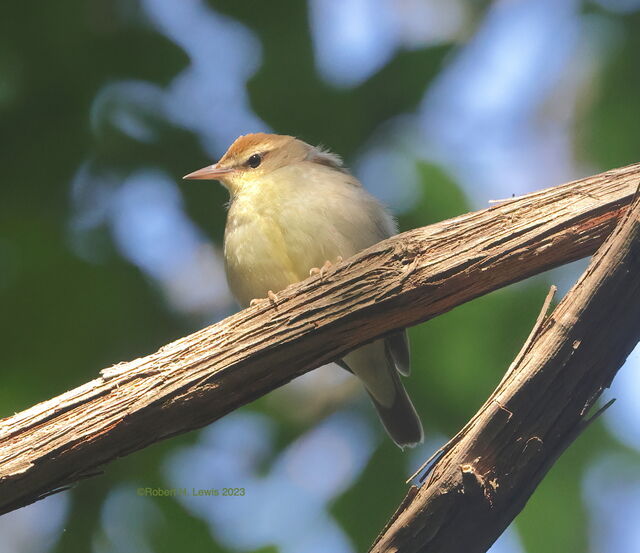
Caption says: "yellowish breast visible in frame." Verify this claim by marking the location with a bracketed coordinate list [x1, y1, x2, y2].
[222, 163, 394, 307]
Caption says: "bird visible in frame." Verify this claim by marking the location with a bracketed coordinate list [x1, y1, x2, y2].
[184, 133, 423, 448]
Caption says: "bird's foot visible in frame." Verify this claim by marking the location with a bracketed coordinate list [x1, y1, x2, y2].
[309, 261, 332, 279]
[250, 290, 279, 307]
[309, 256, 343, 279]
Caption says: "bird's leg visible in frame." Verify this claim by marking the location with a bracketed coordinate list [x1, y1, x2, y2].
[309, 260, 332, 278]
[250, 290, 279, 307]
[309, 256, 343, 279]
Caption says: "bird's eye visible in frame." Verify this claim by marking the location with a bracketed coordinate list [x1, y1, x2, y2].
[246, 153, 262, 169]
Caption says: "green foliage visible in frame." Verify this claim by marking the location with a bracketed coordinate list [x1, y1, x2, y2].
[333, 442, 409, 551]
[2, 1, 639, 552]
[581, 11, 640, 169]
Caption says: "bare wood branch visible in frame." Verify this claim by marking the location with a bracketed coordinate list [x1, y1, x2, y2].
[0, 163, 639, 515]
[370, 184, 640, 553]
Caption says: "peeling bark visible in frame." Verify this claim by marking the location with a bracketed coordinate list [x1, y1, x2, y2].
[0, 163, 639, 515]
[370, 186, 640, 553]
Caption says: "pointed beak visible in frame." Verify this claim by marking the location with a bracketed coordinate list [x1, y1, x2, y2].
[183, 164, 234, 180]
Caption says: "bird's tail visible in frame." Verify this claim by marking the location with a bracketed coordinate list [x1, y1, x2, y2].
[341, 339, 423, 448]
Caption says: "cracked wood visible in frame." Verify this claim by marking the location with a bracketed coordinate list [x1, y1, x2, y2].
[370, 184, 640, 553]
[0, 162, 639, 515]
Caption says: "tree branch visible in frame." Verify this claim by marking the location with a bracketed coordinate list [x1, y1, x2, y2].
[0, 163, 638, 515]
[370, 183, 640, 553]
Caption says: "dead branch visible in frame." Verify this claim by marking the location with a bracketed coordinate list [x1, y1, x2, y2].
[0, 163, 639, 515]
[370, 184, 640, 552]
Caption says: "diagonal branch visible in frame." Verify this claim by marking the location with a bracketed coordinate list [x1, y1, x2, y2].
[370, 184, 640, 553]
[0, 163, 639, 515]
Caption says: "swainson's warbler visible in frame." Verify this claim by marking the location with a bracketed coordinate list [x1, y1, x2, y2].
[185, 133, 423, 447]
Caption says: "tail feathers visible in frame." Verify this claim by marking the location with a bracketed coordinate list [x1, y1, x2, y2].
[365, 370, 424, 448]
[341, 339, 423, 448]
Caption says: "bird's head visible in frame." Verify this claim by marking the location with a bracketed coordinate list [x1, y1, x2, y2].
[183, 133, 344, 195]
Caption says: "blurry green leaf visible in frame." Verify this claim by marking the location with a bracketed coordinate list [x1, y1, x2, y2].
[580, 12, 640, 168]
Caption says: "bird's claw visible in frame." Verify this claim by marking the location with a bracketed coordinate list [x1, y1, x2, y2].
[250, 290, 279, 307]
[309, 261, 331, 278]
[309, 256, 343, 279]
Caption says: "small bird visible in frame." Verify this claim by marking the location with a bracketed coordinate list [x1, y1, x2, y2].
[184, 133, 423, 448]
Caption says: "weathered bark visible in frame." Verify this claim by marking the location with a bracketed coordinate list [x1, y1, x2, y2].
[370, 187, 640, 553]
[0, 163, 638, 515]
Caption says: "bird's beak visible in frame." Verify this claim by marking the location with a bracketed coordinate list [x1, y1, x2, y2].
[183, 164, 234, 180]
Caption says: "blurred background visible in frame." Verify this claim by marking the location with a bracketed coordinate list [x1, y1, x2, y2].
[2, 0, 640, 552]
